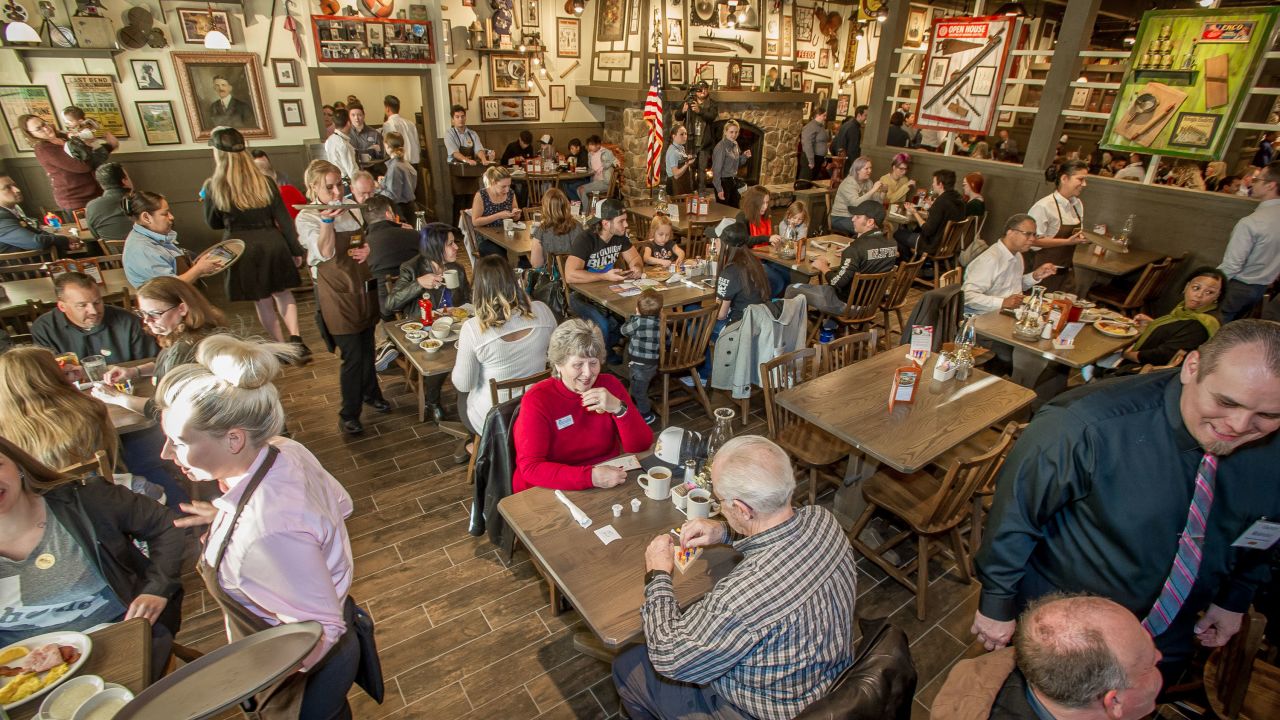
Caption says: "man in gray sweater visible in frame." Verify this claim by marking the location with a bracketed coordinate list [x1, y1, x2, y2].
[799, 107, 831, 181]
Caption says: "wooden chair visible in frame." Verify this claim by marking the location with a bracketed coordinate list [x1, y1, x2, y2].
[71, 208, 88, 229]
[1088, 256, 1179, 315]
[956, 422, 1025, 570]
[653, 304, 717, 428]
[760, 347, 850, 506]
[465, 368, 553, 486]
[59, 449, 112, 481]
[626, 209, 652, 247]
[96, 253, 124, 270]
[809, 269, 894, 344]
[683, 222, 710, 259]
[915, 217, 973, 289]
[0, 248, 55, 266]
[1, 300, 48, 336]
[817, 329, 878, 374]
[1205, 608, 1277, 720]
[522, 172, 558, 207]
[102, 285, 132, 310]
[458, 209, 481, 270]
[936, 267, 963, 288]
[0, 262, 50, 281]
[879, 255, 926, 343]
[849, 427, 1017, 619]
[97, 238, 126, 255]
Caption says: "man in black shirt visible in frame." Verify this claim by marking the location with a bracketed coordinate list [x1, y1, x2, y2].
[501, 130, 537, 205]
[831, 105, 867, 165]
[972, 320, 1280, 685]
[893, 169, 966, 259]
[564, 199, 642, 363]
[363, 195, 422, 321]
[785, 201, 898, 315]
[32, 272, 157, 362]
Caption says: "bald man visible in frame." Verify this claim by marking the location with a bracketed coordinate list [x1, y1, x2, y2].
[935, 594, 1163, 720]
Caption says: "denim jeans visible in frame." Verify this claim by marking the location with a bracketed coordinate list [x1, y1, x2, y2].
[1219, 279, 1268, 321]
[831, 215, 856, 237]
[763, 262, 791, 298]
[628, 360, 659, 414]
[612, 644, 747, 720]
[121, 426, 189, 510]
[569, 294, 620, 353]
[699, 318, 729, 380]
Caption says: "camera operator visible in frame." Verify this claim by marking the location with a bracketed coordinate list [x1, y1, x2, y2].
[675, 82, 718, 190]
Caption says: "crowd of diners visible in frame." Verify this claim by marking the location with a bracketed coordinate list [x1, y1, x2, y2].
[1, 83, 1278, 720]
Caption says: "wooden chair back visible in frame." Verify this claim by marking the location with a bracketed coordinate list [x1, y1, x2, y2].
[59, 449, 112, 481]
[683, 223, 709, 259]
[97, 254, 124, 270]
[102, 285, 132, 310]
[0, 248, 55, 266]
[973, 422, 1025, 498]
[0, 262, 50, 281]
[97, 238, 127, 255]
[488, 368, 552, 406]
[1118, 257, 1174, 310]
[922, 429, 1017, 532]
[882, 255, 926, 313]
[71, 208, 88, 229]
[838, 270, 894, 324]
[658, 304, 718, 373]
[1208, 608, 1269, 719]
[937, 267, 963, 288]
[1, 300, 47, 335]
[458, 209, 481, 270]
[760, 346, 818, 438]
[817, 330, 878, 374]
[523, 173, 558, 207]
[627, 209, 652, 247]
[934, 217, 973, 262]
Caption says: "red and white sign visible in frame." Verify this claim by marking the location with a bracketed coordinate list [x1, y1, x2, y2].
[915, 15, 1018, 136]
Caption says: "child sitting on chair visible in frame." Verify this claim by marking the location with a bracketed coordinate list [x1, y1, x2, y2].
[642, 214, 685, 270]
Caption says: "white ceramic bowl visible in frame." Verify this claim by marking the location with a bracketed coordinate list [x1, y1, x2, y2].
[404, 330, 428, 343]
[71, 687, 133, 720]
[40, 675, 104, 720]
[419, 339, 443, 354]
[429, 317, 454, 339]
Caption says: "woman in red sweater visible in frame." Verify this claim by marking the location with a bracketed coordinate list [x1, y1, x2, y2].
[19, 114, 116, 211]
[512, 319, 653, 493]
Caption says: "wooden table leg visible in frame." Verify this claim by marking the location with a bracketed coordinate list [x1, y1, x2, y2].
[832, 452, 878, 530]
[1011, 347, 1069, 408]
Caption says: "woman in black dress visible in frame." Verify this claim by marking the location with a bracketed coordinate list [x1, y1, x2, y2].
[201, 127, 309, 357]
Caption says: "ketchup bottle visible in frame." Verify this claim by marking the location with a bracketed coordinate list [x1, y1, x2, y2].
[418, 296, 433, 325]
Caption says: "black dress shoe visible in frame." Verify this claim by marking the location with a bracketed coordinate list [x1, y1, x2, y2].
[339, 418, 364, 435]
[365, 398, 392, 413]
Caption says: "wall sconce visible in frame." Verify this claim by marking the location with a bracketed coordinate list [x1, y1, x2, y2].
[565, 0, 584, 16]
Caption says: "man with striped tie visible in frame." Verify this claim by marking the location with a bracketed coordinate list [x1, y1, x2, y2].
[970, 319, 1280, 687]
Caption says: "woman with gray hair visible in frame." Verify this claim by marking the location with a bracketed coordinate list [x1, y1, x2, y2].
[830, 156, 885, 236]
[512, 319, 653, 493]
[156, 334, 363, 718]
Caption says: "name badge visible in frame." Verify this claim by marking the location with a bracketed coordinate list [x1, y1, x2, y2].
[555, 415, 574, 430]
[1232, 519, 1280, 550]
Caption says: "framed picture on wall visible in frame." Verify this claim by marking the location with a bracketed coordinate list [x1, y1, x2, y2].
[131, 60, 164, 90]
[0, 85, 58, 152]
[1069, 86, 1091, 110]
[815, 83, 832, 109]
[628, 0, 640, 36]
[521, 0, 538, 27]
[271, 58, 299, 88]
[738, 64, 754, 85]
[803, 101, 812, 118]
[171, 51, 271, 140]
[970, 66, 996, 96]
[818, 49, 830, 69]
[668, 60, 683, 84]
[63, 74, 129, 137]
[549, 84, 566, 110]
[480, 96, 501, 122]
[135, 101, 181, 146]
[926, 57, 949, 86]
[489, 53, 530, 92]
[1168, 112, 1220, 150]
[595, 0, 626, 42]
[802, 79, 813, 94]
[905, 7, 928, 48]
[597, 51, 632, 69]
[836, 94, 851, 117]
[177, 8, 232, 44]
[279, 99, 305, 127]
[449, 83, 469, 109]
[556, 18, 579, 57]
[791, 70, 802, 91]
[666, 18, 682, 49]
[522, 97, 539, 120]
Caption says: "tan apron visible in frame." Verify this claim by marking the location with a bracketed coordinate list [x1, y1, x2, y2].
[315, 213, 378, 336]
[1035, 195, 1080, 293]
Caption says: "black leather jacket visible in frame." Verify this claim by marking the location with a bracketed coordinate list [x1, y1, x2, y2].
[795, 618, 917, 720]
[469, 395, 523, 559]
[386, 256, 472, 316]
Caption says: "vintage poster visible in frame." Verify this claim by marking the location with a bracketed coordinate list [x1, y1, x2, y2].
[1101, 7, 1279, 161]
[62, 74, 130, 137]
[914, 15, 1018, 137]
[0, 85, 58, 152]
[135, 101, 181, 145]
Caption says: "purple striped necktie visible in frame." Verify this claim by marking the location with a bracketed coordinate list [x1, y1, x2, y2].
[1142, 453, 1217, 637]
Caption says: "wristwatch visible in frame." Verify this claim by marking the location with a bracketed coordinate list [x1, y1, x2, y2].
[612, 402, 628, 418]
[645, 569, 669, 586]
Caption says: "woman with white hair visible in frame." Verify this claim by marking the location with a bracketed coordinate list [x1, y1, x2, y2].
[512, 319, 653, 493]
[157, 334, 361, 718]
[830, 156, 886, 236]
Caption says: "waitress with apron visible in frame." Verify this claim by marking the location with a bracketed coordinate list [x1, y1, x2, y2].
[157, 334, 363, 719]
[296, 159, 388, 436]
[444, 105, 493, 222]
[1027, 159, 1091, 293]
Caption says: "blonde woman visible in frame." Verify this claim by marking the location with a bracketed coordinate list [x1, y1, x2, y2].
[471, 165, 521, 257]
[201, 126, 308, 355]
[712, 120, 751, 207]
[378, 131, 417, 221]
[156, 335, 361, 718]
[1204, 161, 1228, 192]
[296, 159, 386, 435]
[0, 346, 118, 474]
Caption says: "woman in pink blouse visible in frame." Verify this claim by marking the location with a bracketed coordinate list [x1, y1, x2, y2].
[156, 334, 362, 719]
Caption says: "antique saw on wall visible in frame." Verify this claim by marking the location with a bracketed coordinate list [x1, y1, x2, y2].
[922, 26, 1006, 115]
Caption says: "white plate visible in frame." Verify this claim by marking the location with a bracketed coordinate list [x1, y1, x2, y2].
[425, 328, 460, 344]
[1093, 319, 1139, 338]
[399, 322, 424, 333]
[1, 631, 93, 711]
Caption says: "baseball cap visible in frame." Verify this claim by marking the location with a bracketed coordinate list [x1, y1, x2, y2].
[596, 198, 625, 220]
[850, 200, 885, 224]
[208, 126, 246, 153]
[539, 134, 552, 144]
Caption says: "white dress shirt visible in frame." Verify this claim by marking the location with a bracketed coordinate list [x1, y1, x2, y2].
[1027, 191, 1083, 246]
[962, 240, 1036, 315]
[1220, 198, 1280, 286]
[323, 131, 359, 180]
[380, 113, 419, 164]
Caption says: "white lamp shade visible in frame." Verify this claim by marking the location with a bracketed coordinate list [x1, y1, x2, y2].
[5, 21, 41, 43]
[204, 29, 231, 49]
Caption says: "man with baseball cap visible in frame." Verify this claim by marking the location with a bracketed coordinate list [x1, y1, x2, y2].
[564, 198, 643, 364]
[784, 199, 899, 315]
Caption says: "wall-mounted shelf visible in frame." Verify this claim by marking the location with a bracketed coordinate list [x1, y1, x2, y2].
[312, 15, 435, 64]
[4, 46, 122, 82]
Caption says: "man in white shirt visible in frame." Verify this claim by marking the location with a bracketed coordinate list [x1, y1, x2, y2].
[323, 108, 359, 181]
[1113, 153, 1146, 181]
[380, 95, 419, 166]
[962, 213, 1058, 316]
[1218, 161, 1280, 320]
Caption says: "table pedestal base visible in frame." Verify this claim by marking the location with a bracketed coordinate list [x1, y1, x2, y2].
[1011, 347, 1069, 408]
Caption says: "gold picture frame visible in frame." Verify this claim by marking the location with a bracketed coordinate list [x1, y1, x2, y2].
[171, 51, 272, 141]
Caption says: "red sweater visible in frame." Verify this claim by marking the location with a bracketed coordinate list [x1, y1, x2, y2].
[512, 374, 653, 493]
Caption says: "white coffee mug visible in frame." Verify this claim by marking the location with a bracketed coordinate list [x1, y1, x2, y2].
[687, 488, 712, 519]
[638, 467, 673, 501]
[444, 269, 460, 289]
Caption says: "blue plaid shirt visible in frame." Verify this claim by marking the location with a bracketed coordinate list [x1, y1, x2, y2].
[642, 506, 858, 720]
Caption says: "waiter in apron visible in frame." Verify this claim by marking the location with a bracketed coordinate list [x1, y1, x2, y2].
[297, 159, 388, 436]
[1027, 159, 1091, 293]
[444, 105, 493, 223]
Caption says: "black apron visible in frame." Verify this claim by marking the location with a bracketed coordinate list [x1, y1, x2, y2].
[315, 212, 378, 337]
[1036, 194, 1080, 293]
[448, 129, 483, 199]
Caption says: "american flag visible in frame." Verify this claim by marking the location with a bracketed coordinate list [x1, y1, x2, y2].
[643, 63, 663, 188]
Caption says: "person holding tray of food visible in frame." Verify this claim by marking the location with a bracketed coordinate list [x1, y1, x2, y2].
[122, 191, 224, 287]
[1027, 159, 1092, 293]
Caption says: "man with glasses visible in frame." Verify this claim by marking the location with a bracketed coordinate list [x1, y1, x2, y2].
[1218, 160, 1280, 321]
[961, 213, 1058, 316]
[614, 435, 858, 720]
[0, 174, 71, 254]
[32, 272, 157, 362]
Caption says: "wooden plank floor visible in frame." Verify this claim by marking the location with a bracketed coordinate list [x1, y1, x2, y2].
[174, 291, 986, 720]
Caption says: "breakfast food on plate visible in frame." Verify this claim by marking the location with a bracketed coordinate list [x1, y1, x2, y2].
[0, 643, 80, 704]
[1095, 320, 1136, 336]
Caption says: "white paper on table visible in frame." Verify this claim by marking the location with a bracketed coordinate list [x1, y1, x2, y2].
[597, 454, 642, 472]
[594, 525, 622, 545]
[554, 490, 593, 528]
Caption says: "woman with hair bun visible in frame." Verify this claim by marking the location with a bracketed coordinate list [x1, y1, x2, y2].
[122, 190, 222, 287]
[1027, 158, 1091, 292]
[158, 334, 362, 718]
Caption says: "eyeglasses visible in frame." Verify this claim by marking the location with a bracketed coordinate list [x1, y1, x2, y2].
[1012, 229, 1037, 238]
[135, 305, 177, 320]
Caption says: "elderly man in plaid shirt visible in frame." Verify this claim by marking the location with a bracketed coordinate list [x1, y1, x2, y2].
[613, 435, 858, 720]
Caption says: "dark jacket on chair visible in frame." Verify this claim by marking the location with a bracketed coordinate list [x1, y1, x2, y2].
[470, 395, 524, 560]
[794, 618, 917, 720]
[901, 285, 964, 352]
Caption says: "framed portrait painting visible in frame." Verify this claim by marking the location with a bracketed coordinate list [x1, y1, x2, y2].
[178, 8, 232, 44]
[135, 101, 181, 146]
[556, 18, 579, 57]
[171, 51, 271, 140]
[596, 0, 626, 42]
[131, 60, 164, 90]
[0, 85, 58, 152]
[668, 60, 683, 84]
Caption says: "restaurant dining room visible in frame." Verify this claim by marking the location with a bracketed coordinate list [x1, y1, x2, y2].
[1, 0, 1280, 717]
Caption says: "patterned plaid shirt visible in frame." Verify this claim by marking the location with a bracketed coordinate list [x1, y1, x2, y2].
[621, 314, 662, 363]
[642, 506, 858, 720]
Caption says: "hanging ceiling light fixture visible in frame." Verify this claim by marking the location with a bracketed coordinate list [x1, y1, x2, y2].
[3, 1, 40, 43]
[202, 2, 230, 49]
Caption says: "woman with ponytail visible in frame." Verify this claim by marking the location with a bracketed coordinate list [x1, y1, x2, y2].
[1027, 158, 1091, 292]
[122, 190, 222, 287]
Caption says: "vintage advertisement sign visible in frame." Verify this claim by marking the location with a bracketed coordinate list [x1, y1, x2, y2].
[914, 15, 1018, 137]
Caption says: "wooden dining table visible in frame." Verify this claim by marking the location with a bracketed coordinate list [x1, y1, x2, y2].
[571, 267, 715, 318]
[1071, 243, 1165, 297]
[473, 222, 532, 265]
[1, 268, 130, 313]
[10, 618, 151, 720]
[498, 456, 738, 649]
[775, 349, 1035, 524]
[628, 202, 739, 234]
[383, 318, 460, 422]
[973, 310, 1135, 403]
